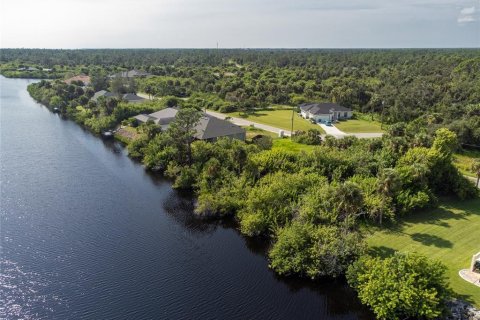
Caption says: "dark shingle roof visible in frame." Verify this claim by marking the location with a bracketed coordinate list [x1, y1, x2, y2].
[148, 108, 178, 125]
[134, 114, 156, 123]
[299, 102, 351, 115]
[193, 115, 245, 140]
[135, 108, 244, 140]
[122, 93, 145, 102]
[92, 90, 116, 101]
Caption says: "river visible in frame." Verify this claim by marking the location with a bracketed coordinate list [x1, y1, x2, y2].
[0, 76, 373, 319]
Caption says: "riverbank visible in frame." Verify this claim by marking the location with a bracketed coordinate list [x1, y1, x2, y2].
[1, 76, 374, 319]
[21, 76, 480, 317]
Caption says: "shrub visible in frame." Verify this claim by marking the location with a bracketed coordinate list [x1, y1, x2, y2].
[347, 253, 451, 320]
[269, 222, 364, 279]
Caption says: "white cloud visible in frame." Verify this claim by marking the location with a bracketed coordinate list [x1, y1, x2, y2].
[458, 15, 476, 23]
[457, 5, 477, 23]
[461, 6, 476, 14]
[1, 0, 479, 48]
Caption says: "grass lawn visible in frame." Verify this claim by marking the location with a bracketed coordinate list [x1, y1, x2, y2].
[271, 138, 317, 153]
[226, 109, 325, 133]
[366, 198, 480, 307]
[243, 126, 279, 140]
[454, 150, 480, 178]
[335, 119, 384, 133]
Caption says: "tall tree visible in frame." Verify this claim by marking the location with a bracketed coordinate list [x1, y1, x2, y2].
[377, 169, 401, 225]
[167, 108, 202, 165]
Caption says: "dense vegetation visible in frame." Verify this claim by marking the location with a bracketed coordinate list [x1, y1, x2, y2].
[7, 48, 480, 317]
[2, 48, 480, 145]
[347, 253, 451, 320]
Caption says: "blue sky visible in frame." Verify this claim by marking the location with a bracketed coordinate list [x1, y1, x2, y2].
[1, 0, 479, 48]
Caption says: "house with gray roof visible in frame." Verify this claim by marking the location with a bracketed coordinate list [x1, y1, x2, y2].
[299, 102, 352, 123]
[122, 93, 145, 103]
[134, 107, 245, 141]
[92, 90, 116, 102]
[91, 91, 145, 103]
[109, 69, 151, 79]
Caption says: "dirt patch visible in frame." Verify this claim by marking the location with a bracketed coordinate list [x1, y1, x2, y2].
[115, 127, 140, 141]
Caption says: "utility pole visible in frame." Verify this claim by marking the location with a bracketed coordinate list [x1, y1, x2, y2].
[291, 105, 295, 139]
[380, 100, 385, 129]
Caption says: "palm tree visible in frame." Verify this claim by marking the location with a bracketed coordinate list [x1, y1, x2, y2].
[377, 169, 401, 225]
[472, 159, 480, 188]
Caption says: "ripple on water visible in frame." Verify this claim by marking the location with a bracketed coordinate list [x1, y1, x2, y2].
[0, 260, 67, 319]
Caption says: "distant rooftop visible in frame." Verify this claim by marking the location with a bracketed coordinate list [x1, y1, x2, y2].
[299, 102, 351, 115]
[109, 69, 151, 78]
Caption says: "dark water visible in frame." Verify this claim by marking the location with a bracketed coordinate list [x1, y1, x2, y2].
[0, 76, 373, 320]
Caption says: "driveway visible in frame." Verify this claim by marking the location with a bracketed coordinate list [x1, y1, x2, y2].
[319, 123, 383, 139]
[206, 110, 291, 137]
[206, 110, 382, 139]
[318, 123, 347, 137]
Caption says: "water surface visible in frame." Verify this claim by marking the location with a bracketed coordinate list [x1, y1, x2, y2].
[0, 76, 372, 319]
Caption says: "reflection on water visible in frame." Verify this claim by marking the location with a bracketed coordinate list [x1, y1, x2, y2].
[0, 260, 66, 319]
[0, 76, 373, 319]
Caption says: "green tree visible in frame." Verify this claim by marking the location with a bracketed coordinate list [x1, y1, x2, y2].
[347, 254, 451, 320]
[269, 222, 364, 279]
[377, 169, 401, 224]
[167, 107, 202, 165]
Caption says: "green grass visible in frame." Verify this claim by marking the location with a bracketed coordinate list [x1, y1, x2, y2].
[367, 198, 480, 307]
[335, 119, 384, 133]
[243, 126, 279, 140]
[271, 138, 317, 153]
[226, 109, 325, 133]
[454, 150, 480, 178]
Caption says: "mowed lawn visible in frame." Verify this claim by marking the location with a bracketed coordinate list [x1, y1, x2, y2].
[454, 150, 480, 178]
[335, 119, 384, 133]
[367, 198, 480, 307]
[272, 138, 317, 153]
[227, 109, 325, 133]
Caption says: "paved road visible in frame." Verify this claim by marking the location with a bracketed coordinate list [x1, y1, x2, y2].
[206, 110, 383, 139]
[206, 110, 291, 137]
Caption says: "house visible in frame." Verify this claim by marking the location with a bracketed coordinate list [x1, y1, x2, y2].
[135, 108, 178, 130]
[64, 75, 91, 86]
[299, 102, 353, 123]
[17, 66, 39, 71]
[109, 69, 151, 79]
[122, 93, 145, 103]
[92, 90, 116, 102]
[134, 107, 246, 141]
[91, 91, 145, 103]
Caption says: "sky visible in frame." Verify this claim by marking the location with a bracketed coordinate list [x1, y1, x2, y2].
[1, 0, 479, 48]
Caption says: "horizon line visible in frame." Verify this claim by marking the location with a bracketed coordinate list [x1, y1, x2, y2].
[2, 46, 480, 50]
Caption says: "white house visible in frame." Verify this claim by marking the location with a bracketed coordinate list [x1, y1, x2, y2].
[299, 103, 353, 123]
